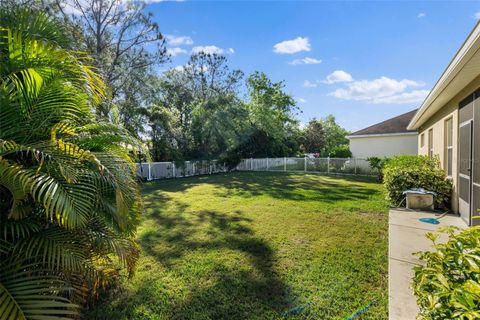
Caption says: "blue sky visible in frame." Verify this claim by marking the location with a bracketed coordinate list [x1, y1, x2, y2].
[147, 0, 480, 132]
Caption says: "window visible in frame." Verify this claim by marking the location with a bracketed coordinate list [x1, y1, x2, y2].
[428, 129, 434, 158]
[445, 118, 453, 176]
[420, 133, 425, 148]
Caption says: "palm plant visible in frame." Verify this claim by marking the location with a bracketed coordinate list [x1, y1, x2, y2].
[0, 9, 143, 319]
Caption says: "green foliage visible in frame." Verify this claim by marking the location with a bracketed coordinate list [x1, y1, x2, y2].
[367, 156, 389, 181]
[149, 65, 300, 161]
[318, 115, 350, 157]
[328, 144, 352, 158]
[383, 155, 452, 207]
[302, 118, 325, 153]
[147, 53, 245, 161]
[413, 226, 480, 320]
[0, 8, 142, 319]
[53, 0, 168, 125]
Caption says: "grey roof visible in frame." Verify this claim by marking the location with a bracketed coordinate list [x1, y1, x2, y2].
[349, 109, 418, 136]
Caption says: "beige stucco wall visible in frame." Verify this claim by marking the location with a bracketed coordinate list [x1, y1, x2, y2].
[349, 134, 418, 159]
[417, 75, 480, 213]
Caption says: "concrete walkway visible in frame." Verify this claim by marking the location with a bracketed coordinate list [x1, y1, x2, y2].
[388, 209, 467, 320]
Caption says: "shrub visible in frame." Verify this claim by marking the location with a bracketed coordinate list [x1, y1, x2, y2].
[328, 144, 352, 158]
[412, 226, 480, 320]
[367, 156, 389, 181]
[383, 155, 452, 207]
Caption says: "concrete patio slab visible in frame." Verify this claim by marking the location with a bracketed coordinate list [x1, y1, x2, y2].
[388, 209, 467, 320]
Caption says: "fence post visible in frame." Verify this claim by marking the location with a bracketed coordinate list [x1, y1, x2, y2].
[148, 163, 152, 181]
[327, 157, 330, 174]
[304, 156, 307, 172]
[354, 158, 357, 175]
[266, 157, 269, 171]
[284, 157, 287, 172]
[172, 162, 176, 178]
[250, 158, 253, 171]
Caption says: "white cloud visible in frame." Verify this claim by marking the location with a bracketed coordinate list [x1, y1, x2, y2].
[323, 70, 353, 84]
[165, 35, 193, 46]
[372, 90, 430, 104]
[298, 98, 307, 103]
[171, 64, 208, 73]
[303, 80, 318, 88]
[328, 76, 428, 104]
[475, 12, 480, 19]
[273, 37, 311, 54]
[57, 1, 83, 15]
[172, 65, 185, 72]
[417, 13, 426, 18]
[167, 47, 187, 57]
[289, 57, 322, 65]
[191, 45, 233, 55]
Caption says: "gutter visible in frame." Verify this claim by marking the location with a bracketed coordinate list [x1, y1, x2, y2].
[347, 132, 418, 139]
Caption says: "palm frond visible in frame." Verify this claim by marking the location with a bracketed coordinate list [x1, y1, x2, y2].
[0, 9, 143, 317]
[13, 227, 86, 272]
[0, 259, 79, 320]
[0, 160, 95, 228]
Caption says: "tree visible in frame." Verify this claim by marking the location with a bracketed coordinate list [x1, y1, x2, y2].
[318, 115, 350, 157]
[302, 118, 325, 153]
[328, 145, 352, 158]
[239, 72, 301, 157]
[144, 104, 181, 161]
[0, 9, 143, 318]
[147, 52, 245, 160]
[53, 0, 168, 126]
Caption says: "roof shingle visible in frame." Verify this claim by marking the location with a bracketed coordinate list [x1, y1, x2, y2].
[349, 109, 418, 136]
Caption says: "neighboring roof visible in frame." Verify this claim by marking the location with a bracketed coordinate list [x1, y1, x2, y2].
[408, 21, 480, 130]
[348, 109, 418, 138]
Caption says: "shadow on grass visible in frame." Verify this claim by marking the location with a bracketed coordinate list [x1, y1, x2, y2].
[86, 172, 387, 319]
[135, 205, 291, 318]
[142, 171, 381, 204]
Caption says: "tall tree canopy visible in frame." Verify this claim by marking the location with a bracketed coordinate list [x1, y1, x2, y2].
[233, 71, 300, 158]
[53, 0, 168, 130]
[318, 115, 350, 157]
[144, 61, 302, 162]
[145, 52, 246, 160]
[302, 118, 325, 154]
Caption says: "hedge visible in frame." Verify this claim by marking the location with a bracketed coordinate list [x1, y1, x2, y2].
[383, 155, 452, 208]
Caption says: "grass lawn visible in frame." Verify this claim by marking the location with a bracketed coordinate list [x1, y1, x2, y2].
[87, 172, 389, 319]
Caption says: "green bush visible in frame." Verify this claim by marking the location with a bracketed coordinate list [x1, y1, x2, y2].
[367, 156, 389, 181]
[412, 226, 480, 320]
[328, 144, 352, 158]
[383, 155, 452, 207]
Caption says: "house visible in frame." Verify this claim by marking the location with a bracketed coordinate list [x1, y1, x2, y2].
[407, 22, 480, 226]
[347, 109, 418, 158]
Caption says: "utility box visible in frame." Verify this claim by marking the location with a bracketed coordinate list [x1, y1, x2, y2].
[402, 188, 436, 211]
[405, 193, 434, 210]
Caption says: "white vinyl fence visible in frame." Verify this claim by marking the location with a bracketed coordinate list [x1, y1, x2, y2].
[236, 157, 376, 176]
[136, 160, 227, 180]
[136, 157, 376, 181]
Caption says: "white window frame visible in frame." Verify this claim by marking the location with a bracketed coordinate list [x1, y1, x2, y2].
[445, 118, 453, 177]
[428, 129, 434, 158]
